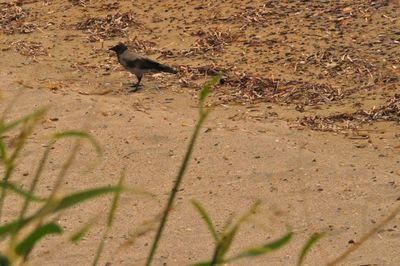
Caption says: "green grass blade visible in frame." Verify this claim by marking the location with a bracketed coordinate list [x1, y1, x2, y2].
[0, 109, 46, 220]
[297, 232, 324, 266]
[191, 262, 213, 266]
[92, 172, 125, 266]
[13, 145, 53, 242]
[231, 231, 293, 261]
[119, 214, 161, 250]
[107, 171, 125, 227]
[15, 222, 62, 256]
[0, 181, 45, 202]
[191, 200, 219, 242]
[0, 253, 10, 266]
[193, 200, 262, 266]
[92, 237, 106, 266]
[70, 215, 100, 243]
[52, 130, 102, 155]
[145, 76, 221, 266]
[236, 200, 261, 226]
[17, 130, 103, 229]
[221, 200, 260, 236]
[69, 222, 94, 243]
[53, 186, 126, 212]
[199, 74, 222, 104]
[218, 200, 261, 261]
[0, 217, 32, 237]
[145, 114, 206, 266]
[0, 108, 46, 135]
[216, 226, 238, 262]
[0, 138, 6, 162]
[0, 185, 135, 238]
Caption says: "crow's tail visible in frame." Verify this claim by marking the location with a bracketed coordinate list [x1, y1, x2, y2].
[158, 64, 178, 74]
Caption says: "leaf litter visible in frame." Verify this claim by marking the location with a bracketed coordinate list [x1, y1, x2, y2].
[11, 40, 48, 57]
[180, 28, 238, 56]
[0, 2, 36, 34]
[299, 94, 400, 133]
[171, 0, 399, 132]
[6, 0, 396, 134]
[75, 12, 139, 42]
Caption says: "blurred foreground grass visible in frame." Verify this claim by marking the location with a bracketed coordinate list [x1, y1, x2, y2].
[1, 76, 390, 265]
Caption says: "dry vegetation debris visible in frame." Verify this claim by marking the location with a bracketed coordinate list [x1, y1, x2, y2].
[193, 28, 236, 51]
[126, 37, 159, 54]
[229, 0, 398, 88]
[0, 3, 36, 34]
[1, 0, 397, 133]
[371, 94, 400, 122]
[271, 82, 346, 106]
[75, 12, 138, 42]
[217, 72, 347, 106]
[294, 46, 398, 88]
[68, 0, 87, 6]
[233, 0, 391, 28]
[178, 64, 227, 78]
[233, 3, 278, 29]
[69, 0, 120, 11]
[181, 28, 237, 56]
[11, 40, 48, 57]
[178, 65, 346, 106]
[98, 2, 120, 11]
[300, 94, 400, 132]
[177, 64, 228, 87]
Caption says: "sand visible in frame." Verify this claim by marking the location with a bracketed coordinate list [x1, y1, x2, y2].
[1, 0, 399, 265]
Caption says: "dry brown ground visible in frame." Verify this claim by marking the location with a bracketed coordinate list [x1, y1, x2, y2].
[1, 0, 400, 265]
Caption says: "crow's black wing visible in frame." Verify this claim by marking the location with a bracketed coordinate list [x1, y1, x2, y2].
[125, 57, 162, 70]
[127, 57, 176, 73]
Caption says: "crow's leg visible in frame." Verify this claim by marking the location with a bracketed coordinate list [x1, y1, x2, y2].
[130, 75, 142, 92]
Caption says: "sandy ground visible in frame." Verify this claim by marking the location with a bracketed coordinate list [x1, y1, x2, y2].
[1, 0, 400, 265]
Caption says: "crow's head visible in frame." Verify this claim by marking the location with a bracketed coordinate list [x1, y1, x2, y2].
[109, 43, 128, 54]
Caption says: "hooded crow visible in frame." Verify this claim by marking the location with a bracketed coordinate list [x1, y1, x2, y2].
[109, 43, 177, 91]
